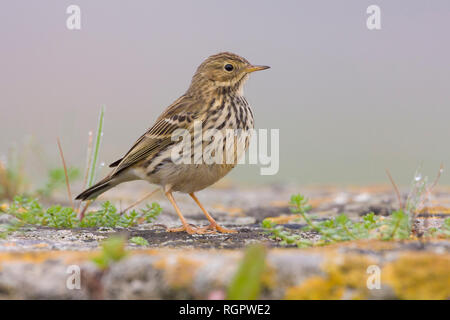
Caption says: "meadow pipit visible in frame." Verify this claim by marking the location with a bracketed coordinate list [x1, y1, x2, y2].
[76, 52, 269, 234]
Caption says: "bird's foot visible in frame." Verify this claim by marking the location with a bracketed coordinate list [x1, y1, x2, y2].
[199, 222, 237, 234]
[166, 224, 213, 235]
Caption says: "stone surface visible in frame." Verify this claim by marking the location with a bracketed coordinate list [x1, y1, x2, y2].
[0, 184, 449, 299]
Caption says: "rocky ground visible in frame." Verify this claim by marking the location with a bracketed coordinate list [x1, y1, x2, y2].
[0, 183, 449, 299]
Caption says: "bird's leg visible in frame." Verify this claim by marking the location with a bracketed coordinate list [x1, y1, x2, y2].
[189, 193, 237, 234]
[165, 190, 208, 235]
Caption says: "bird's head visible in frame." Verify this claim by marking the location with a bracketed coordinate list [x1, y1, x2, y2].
[188, 52, 269, 94]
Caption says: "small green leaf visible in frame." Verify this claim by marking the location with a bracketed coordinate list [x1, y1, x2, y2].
[92, 236, 127, 269]
[129, 236, 149, 246]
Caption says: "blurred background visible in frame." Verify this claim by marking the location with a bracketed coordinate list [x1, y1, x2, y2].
[1, 0, 449, 187]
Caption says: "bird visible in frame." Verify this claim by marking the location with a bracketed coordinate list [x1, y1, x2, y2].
[75, 52, 269, 234]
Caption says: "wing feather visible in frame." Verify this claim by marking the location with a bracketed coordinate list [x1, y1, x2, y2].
[110, 95, 204, 175]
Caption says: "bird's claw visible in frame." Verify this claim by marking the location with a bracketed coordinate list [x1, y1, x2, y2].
[166, 224, 213, 235]
[166, 222, 236, 234]
[198, 222, 237, 234]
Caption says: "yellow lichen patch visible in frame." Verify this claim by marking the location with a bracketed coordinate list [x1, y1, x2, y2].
[285, 276, 344, 300]
[327, 255, 376, 289]
[314, 239, 397, 252]
[1, 242, 16, 247]
[0, 248, 190, 269]
[260, 262, 277, 290]
[31, 243, 49, 248]
[264, 214, 301, 224]
[420, 206, 450, 215]
[265, 210, 336, 225]
[0, 251, 95, 266]
[383, 252, 450, 300]
[285, 254, 376, 300]
[431, 198, 450, 204]
[154, 255, 206, 289]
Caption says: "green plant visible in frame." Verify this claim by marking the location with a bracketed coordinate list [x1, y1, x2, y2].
[227, 244, 267, 300]
[6, 196, 47, 225]
[0, 108, 162, 236]
[261, 196, 314, 247]
[129, 236, 149, 246]
[44, 205, 79, 228]
[92, 235, 128, 269]
[77, 106, 106, 219]
[262, 219, 312, 248]
[439, 218, 450, 238]
[263, 194, 425, 248]
[381, 210, 410, 240]
[428, 217, 450, 238]
[80, 201, 162, 228]
[402, 164, 443, 234]
[0, 219, 23, 239]
[86, 106, 105, 189]
[1, 196, 161, 231]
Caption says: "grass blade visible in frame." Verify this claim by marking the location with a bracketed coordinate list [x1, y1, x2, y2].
[83, 131, 94, 189]
[386, 168, 403, 210]
[79, 106, 105, 219]
[227, 244, 266, 300]
[87, 106, 105, 188]
[56, 138, 74, 209]
[76, 131, 93, 213]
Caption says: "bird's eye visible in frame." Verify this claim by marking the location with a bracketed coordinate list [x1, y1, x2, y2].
[224, 64, 234, 72]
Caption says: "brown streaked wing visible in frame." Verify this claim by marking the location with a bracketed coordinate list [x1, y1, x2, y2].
[110, 94, 205, 175]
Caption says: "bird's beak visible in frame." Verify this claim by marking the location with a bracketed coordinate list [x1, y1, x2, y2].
[245, 65, 270, 73]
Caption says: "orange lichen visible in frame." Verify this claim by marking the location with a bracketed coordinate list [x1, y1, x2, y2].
[313, 239, 397, 252]
[420, 206, 450, 215]
[31, 243, 49, 248]
[0, 251, 95, 265]
[285, 254, 375, 300]
[154, 255, 205, 289]
[1, 242, 16, 247]
[383, 252, 450, 300]
[285, 276, 344, 300]
[0, 248, 160, 266]
[260, 262, 277, 290]
[0, 203, 8, 212]
[264, 214, 301, 224]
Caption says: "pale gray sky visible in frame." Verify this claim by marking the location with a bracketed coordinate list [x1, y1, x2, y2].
[1, 1, 449, 186]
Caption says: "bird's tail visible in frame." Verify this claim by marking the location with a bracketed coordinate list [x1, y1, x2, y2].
[75, 175, 118, 201]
